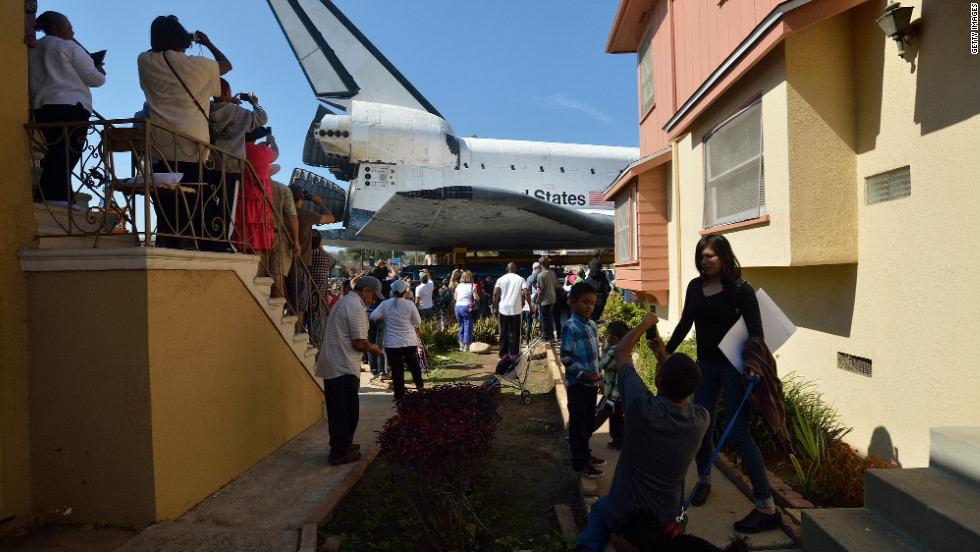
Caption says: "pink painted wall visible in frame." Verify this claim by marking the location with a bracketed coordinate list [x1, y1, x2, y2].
[637, 0, 782, 153]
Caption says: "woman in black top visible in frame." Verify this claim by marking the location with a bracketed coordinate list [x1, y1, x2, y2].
[664, 234, 780, 534]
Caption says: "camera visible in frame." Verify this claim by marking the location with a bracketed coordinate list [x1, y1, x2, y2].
[237, 92, 251, 101]
[645, 324, 659, 342]
[188, 31, 201, 43]
[303, 193, 314, 201]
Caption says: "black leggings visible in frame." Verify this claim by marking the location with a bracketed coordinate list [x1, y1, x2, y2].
[386, 346, 424, 401]
[33, 103, 91, 202]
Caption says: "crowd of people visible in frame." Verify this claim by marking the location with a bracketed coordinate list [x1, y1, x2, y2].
[25, 9, 781, 545]
[27, 7, 338, 345]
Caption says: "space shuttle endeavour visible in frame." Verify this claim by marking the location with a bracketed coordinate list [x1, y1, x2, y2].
[267, 0, 640, 250]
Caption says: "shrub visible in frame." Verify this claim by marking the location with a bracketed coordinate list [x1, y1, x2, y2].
[472, 316, 499, 345]
[419, 318, 459, 358]
[804, 436, 892, 507]
[600, 292, 645, 329]
[377, 383, 501, 550]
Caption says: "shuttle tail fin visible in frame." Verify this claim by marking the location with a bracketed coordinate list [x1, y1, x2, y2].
[266, 0, 442, 117]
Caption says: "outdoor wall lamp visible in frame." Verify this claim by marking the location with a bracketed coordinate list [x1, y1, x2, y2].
[875, 2, 921, 57]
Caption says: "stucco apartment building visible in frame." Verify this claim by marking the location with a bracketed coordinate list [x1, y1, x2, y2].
[603, 0, 979, 467]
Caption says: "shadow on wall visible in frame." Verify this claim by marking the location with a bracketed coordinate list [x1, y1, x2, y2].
[915, 0, 980, 136]
[869, 425, 902, 467]
[741, 264, 857, 338]
[854, 0, 885, 155]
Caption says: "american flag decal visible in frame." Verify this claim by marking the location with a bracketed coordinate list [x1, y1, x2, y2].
[588, 191, 613, 207]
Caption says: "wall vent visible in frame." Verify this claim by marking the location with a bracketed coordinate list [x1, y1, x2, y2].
[837, 352, 872, 377]
[866, 166, 911, 205]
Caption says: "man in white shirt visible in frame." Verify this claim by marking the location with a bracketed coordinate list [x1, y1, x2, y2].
[315, 275, 384, 466]
[415, 269, 435, 320]
[493, 263, 533, 358]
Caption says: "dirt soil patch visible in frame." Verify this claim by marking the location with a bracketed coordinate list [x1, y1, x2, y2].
[321, 346, 585, 551]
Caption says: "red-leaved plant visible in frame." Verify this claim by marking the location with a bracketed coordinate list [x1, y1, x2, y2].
[377, 383, 501, 550]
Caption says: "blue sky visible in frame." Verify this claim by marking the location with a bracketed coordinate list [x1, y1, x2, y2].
[41, 0, 641, 187]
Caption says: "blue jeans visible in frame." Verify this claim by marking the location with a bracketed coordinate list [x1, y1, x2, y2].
[454, 305, 474, 345]
[693, 359, 773, 508]
[574, 495, 613, 551]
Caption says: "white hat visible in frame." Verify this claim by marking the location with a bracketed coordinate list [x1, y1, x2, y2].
[269, 163, 281, 176]
[391, 279, 410, 295]
[532, 262, 541, 269]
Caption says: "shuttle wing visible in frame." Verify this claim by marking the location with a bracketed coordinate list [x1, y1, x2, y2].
[266, 0, 442, 117]
[356, 187, 614, 250]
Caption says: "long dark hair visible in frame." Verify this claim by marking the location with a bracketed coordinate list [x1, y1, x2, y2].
[695, 234, 741, 282]
[150, 15, 192, 52]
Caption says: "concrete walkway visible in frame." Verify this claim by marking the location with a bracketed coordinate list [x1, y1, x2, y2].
[544, 343, 800, 551]
[112, 371, 395, 552]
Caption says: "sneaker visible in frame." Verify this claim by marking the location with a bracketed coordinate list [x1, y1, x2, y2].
[328, 448, 362, 466]
[576, 464, 604, 479]
[691, 482, 711, 506]
[589, 455, 606, 466]
[606, 440, 623, 450]
[733, 509, 782, 534]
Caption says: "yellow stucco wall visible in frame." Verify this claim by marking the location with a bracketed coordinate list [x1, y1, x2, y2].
[147, 270, 323, 520]
[774, 0, 980, 466]
[27, 271, 156, 526]
[26, 268, 323, 525]
[785, 12, 858, 265]
[0, 0, 38, 530]
[658, 1, 980, 466]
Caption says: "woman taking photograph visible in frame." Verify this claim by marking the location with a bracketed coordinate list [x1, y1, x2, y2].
[663, 234, 780, 534]
[28, 11, 106, 205]
[137, 15, 232, 250]
[453, 270, 481, 351]
[370, 279, 424, 401]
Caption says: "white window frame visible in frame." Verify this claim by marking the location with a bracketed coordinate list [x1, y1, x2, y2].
[702, 101, 765, 228]
[614, 186, 635, 263]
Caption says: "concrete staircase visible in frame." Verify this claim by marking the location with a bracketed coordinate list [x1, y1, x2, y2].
[801, 427, 980, 552]
[250, 276, 322, 389]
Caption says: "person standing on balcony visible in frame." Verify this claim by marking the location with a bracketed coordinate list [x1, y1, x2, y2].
[137, 15, 231, 250]
[209, 80, 268, 251]
[664, 233, 780, 534]
[234, 126, 277, 253]
[315, 275, 385, 466]
[28, 11, 106, 205]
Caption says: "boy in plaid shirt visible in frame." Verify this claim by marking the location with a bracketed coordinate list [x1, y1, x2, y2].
[593, 320, 629, 450]
[560, 282, 604, 478]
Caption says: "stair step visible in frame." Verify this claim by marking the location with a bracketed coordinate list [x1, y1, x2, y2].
[305, 347, 318, 358]
[866, 468, 980, 552]
[930, 427, 980, 485]
[281, 315, 298, 325]
[253, 276, 274, 287]
[292, 333, 309, 344]
[801, 508, 929, 552]
[267, 297, 287, 308]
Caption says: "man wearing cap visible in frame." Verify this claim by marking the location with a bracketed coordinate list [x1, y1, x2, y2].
[285, 185, 334, 335]
[527, 261, 542, 287]
[315, 275, 384, 465]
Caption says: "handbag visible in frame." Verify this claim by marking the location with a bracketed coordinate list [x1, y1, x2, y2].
[162, 51, 216, 144]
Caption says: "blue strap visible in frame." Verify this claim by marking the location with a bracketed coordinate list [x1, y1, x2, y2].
[677, 375, 758, 522]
